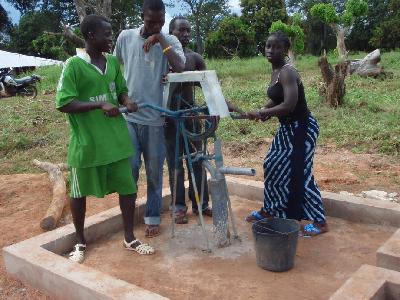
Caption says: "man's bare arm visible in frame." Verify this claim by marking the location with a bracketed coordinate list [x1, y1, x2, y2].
[143, 33, 185, 72]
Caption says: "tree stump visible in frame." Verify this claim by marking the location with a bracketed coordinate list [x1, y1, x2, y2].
[33, 160, 68, 231]
[318, 55, 349, 107]
[349, 49, 385, 78]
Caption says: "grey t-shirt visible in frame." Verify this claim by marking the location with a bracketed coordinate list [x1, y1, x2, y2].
[114, 28, 185, 126]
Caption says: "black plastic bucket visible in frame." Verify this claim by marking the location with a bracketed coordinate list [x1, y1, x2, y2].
[252, 218, 300, 272]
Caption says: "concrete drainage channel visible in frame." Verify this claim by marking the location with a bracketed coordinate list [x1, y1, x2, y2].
[3, 177, 400, 300]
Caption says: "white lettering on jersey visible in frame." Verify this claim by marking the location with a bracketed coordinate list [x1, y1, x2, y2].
[89, 94, 107, 102]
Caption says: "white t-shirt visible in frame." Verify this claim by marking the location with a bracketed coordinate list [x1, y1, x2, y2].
[114, 28, 185, 126]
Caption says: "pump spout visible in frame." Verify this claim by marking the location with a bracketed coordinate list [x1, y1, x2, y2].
[219, 167, 256, 176]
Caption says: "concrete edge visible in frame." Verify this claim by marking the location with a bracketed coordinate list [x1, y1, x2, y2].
[377, 228, 400, 272]
[3, 246, 166, 300]
[3, 189, 172, 300]
[225, 176, 400, 227]
[329, 265, 400, 300]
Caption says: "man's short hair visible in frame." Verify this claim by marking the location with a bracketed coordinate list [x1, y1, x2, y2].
[142, 0, 165, 13]
[80, 15, 110, 40]
[169, 16, 187, 34]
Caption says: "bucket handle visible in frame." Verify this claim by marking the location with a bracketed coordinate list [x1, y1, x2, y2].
[253, 222, 291, 236]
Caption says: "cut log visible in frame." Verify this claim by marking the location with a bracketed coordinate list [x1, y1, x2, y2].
[349, 49, 385, 78]
[318, 54, 349, 107]
[33, 160, 68, 231]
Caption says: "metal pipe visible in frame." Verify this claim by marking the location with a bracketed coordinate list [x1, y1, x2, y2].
[181, 122, 211, 252]
[219, 167, 256, 176]
[201, 160, 217, 179]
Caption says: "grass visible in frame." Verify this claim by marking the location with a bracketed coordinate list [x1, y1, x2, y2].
[209, 52, 400, 155]
[0, 52, 399, 174]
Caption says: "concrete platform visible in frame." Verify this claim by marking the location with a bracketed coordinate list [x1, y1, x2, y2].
[83, 197, 393, 300]
[3, 177, 400, 299]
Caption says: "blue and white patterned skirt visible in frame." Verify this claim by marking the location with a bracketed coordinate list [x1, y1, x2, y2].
[262, 114, 326, 223]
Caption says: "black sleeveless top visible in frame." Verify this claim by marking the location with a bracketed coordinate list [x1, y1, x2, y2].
[267, 65, 309, 124]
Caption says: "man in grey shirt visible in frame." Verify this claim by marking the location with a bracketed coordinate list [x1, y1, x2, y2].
[114, 0, 185, 237]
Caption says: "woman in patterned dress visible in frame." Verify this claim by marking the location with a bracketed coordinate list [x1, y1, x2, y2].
[244, 31, 328, 236]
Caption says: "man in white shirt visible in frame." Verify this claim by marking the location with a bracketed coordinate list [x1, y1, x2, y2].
[114, 0, 185, 237]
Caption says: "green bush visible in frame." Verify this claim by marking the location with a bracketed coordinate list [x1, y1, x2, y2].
[269, 19, 305, 54]
[204, 16, 257, 59]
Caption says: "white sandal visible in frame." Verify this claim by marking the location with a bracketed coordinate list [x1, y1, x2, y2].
[124, 239, 154, 255]
[69, 244, 86, 263]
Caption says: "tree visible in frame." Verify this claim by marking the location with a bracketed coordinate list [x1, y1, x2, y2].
[110, 0, 143, 36]
[8, 10, 61, 55]
[5, 0, 40, 15]
[240, 0, 287, 52]
[69, 0, 144, 46]
[204, 16, 256, 58]
[369, 0, 400, 50]
[173, 0, 231, 54]
[286, 0, 337, 55]
[6, 1, 144, 56]
[50, 0, 143, 48]
[0, 4, 13, 49]
[346, 0, 387, 51]
[310, 0, 368, 61]
[269, 13, 305, 64]
[32, 33, 75, 60]
[45, 0, 80, 26]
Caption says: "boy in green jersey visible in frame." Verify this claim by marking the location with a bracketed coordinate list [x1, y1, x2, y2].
[56, 15, 154, 263]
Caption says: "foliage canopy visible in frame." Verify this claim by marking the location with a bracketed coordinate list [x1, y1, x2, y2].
[204, 16, 256, 58]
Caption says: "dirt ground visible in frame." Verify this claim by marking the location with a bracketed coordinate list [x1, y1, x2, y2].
[85, 196, 394, 300]
[0, 142, 399, 299]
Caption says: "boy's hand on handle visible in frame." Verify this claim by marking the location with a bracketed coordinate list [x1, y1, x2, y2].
[101, 102, 119, 117]
[126, 101, 138, 113]
[118, 93, 138, 113]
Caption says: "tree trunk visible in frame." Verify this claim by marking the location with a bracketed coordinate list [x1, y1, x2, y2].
[69, 0, 112, 48]
[288, 50, 295, 66]
[95, 0, 112, 19]
[195, 20, 203, 54]
[74, 0, 112, 21]
[74, 0, 87, 22]
[33, 160, 68, 231]
[318, 55, 348, 107]
[333, 24, 347, 61]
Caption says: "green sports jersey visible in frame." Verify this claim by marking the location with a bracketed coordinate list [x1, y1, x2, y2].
[56, 52, 133, 168]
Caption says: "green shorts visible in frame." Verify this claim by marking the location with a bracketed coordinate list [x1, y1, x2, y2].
[69, 158, 137, 198]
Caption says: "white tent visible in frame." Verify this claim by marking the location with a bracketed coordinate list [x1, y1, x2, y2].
[0, 50, 63, 68]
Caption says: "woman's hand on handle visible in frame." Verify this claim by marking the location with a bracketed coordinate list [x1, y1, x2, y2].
[246, 111, 261, 121]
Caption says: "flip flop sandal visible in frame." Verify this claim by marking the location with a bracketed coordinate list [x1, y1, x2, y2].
[124, 239, 155, 255]
[174, 211, 189, 224]
[302, 223, 327, 237]
[69, 243, 86, 263]
[245, 210, 267, 223]
[145, 225, 160, 238]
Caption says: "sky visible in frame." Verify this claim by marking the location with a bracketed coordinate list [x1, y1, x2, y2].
[2, 0, 242, 31]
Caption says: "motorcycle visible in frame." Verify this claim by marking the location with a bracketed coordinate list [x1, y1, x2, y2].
[0, 69, 41, 99]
